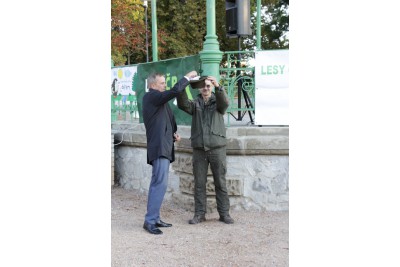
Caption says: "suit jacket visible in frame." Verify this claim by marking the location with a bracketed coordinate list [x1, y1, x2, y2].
[142, 77, 189, 165]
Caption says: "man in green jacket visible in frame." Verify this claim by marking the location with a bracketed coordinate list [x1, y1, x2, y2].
[177, 76, 234, 224]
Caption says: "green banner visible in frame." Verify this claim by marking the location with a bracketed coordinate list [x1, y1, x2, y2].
[134, 55, 201, 125]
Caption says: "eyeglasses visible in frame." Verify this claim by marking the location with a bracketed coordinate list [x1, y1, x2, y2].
[203, 84, 212, 89]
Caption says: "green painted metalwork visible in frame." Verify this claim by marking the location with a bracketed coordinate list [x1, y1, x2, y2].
[151, 0, 158, 62]
[219, 50, 256, 126]
[111, 94, 139, 122]
[257, 0, 261, 50]
[199, 0, 223, 79]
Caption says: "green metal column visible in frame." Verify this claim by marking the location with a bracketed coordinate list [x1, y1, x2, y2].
[257, 0, 261, 50]
[151, 0, 158, 62]
[199, 0, 223, 79]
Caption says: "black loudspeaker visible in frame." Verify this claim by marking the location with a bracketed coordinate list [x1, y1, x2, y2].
[226, 0, 237, 35]
[226, 0, 252, 37]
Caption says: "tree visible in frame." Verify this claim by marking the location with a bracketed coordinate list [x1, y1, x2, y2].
[245, 0, 289, 50]
[155, 0, 289, 57]
[111, 0, 147, 65]
[156, 0, 207, 60]
[217, 0, 289, 52]
[111, 0, 289, 65]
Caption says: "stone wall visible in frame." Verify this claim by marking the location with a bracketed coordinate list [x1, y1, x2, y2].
[111, 133, 115, 186]
[112, 122, 289, 211]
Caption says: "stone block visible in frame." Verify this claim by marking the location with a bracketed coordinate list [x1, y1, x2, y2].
[171, 153, 194, 174]
[172, 193, 217, 213]
[179, 174, 243, 196]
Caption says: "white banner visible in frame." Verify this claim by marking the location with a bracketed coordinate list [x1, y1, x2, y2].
[255, 50, 289, 125]
[111, 66, 138, 96]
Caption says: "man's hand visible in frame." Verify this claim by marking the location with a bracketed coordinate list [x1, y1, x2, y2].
[185, 71, 198, 79]
[174, 133, 181, 142]
[207, 76, 220, 88]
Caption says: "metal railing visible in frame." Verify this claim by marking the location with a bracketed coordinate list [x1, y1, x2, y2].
[111, 94, 139, 122]
[220, 51, 255, 126]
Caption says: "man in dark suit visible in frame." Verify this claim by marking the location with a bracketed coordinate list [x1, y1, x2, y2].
[142, 71, 197, 235]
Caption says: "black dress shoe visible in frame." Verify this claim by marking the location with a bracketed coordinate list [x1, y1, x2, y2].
[156, 220, 172, 227]
[143, 222, 163, 235]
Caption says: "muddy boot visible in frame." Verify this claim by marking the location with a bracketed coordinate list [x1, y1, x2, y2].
[219, 214, 234, 224]
[188, 214, 206, 224]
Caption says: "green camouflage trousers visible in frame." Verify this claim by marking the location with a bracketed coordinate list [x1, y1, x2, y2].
[192, 147, 230, 216]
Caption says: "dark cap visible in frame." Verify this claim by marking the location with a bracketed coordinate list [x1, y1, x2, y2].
[189, 76, 208, 89]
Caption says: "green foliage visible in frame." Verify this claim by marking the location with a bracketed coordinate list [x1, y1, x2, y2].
[247, 0, 290, 49]
[111, 0, 289, 65]
[215, 0, 289, 52]
[111, 0, 147, 65]
[112, 50, 127, 66]
[156, 0, 207, 60]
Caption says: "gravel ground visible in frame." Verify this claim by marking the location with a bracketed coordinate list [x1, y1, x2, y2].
[111, 187, 288, 267]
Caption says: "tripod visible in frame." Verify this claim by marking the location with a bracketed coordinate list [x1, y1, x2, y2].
[229, 37, 254, 124]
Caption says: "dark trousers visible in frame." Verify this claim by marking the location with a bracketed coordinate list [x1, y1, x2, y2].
[192, 147, 230, 216]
